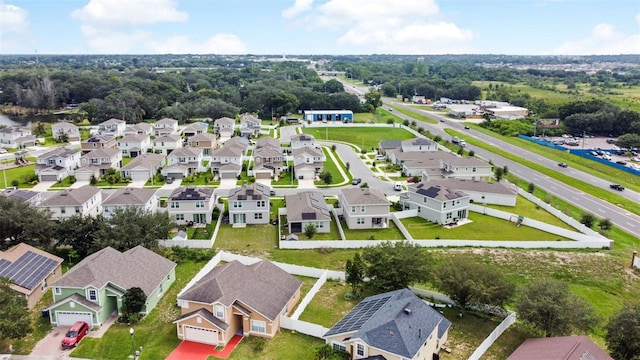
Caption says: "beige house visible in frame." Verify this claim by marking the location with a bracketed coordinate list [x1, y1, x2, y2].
[324, 289, 451, 360]
[75, 148, 123, 181]
[187, 133, 217, 158]
[175, 260, 302, 347]
[228, 183, 271, 225]
[0, 243, 63, 309]
[339, 188, 389, 229]
[102, 187, 159, 218]
[38, 185, 102, 220]
[168, 187, 216, 225]
[81, 135, 117, 154]
[285, 191, 331, 234]
[51, 122, 81, 142]
[124, 122, 154, 137]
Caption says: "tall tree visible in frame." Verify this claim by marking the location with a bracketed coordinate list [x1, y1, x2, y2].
[57, 215, 108, 260]
[605, 302, 640, 360]
[433, 256, 515, 310]
[345, 252, 365, 295]
[0, 277, 32, 340]
[364, 89, 382, 112]
[95, 208, 171, 251]
[362, 241, 430, 292]
[0, 197, 53, 250]
[516, 279, 597, 337]
[121, 287, 147, 323]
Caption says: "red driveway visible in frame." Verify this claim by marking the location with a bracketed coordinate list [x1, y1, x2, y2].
[166, 335, 243, 360]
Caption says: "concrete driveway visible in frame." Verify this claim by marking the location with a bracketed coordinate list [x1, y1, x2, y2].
[69, 180, 89, 189]
[217, 179, 237, 190]
[297, 178, 316, 189]
[31, 181, 56, 192]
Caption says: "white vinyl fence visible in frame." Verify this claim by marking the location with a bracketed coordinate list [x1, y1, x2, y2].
[467, 311, 517, 360]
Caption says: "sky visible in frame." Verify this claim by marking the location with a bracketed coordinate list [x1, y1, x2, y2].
[0, 0, 639, 55]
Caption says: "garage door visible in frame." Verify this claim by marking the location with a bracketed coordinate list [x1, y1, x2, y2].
[40, 174, 60, 182]
[130, 171, 150, 182]
[255, 172, 271, 179]
[167, 173, 184, 179]
[220, 172, 236, 179]
[56, 311, 93, 327]
[184, 325, 218, 345]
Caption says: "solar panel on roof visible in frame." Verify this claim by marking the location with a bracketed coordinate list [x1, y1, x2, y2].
[0, 251, 58, 290]
[0, 259, 11, 273]
[326, 295, 392, 336]
[301, 212, 317, 220]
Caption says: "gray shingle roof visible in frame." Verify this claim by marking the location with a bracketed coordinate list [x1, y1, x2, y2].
[82, 148, 120, 159]
[154, 134, 181, 142]
[102, 187, 157, 206]
[378, 140, 402, 149]
[121, 153, 165, 171]
[167, 147, 202, 158]
[256, 136, 280, 149]
[341, 188, 388, 206]
[38, 147, 79, 160]
[179, 260, 301, 321]
[292, 147, 323, 157]
[214, 117, 235, 126]
[285, 191, 330, 222]
[290, 134, 316, 142]
[507, 335, 613, 360]
[119, 134, 148, 143]
[188, 133, 217, 142]
[411, 183, 468, 201]
[100, 118, 125, 126]
[325, 289, 451, 359]
[228, 183, 270, 201]
[52, 246, 176, 296]
[39, 185, 101, 206]
[402, 137, 434, 146]
[169, 187, 214, 201]
[432, 178, 516, 195]
[155, 118, 178, 126]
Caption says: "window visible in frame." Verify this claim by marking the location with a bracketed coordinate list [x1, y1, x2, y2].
[170, 201, 180, 209]
[88, 289, 98, 302]
[350, 206, 356, 213]
[360, 205, 366, 213]
[41, 279, 47, 291]
[254, 213, 263, 220]
[195, 200, 205, 208]
[251, 320, 266, 333]
[232, 201, 242, 208]
[357, 218, 365, 225]
[75, 206, 81, 214]
[443, 202, 447, 209]
[332, 342, 346, 352]
[54, 287, 61, 295]
[91, 158, 98, 164]
[60, 207, 66, 214]
[175, 214, 184, 221]
[257, 200, 266, 208]
[215, 305, 224, 319]
[446, 212, 453, 219]
[472, 167, 477, 172]
[158, 283, 163, 295]
[316, 222, 324, 228]
[356, 344, 365, 356]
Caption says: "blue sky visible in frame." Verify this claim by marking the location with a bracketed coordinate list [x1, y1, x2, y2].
[1, 0, 639, 55]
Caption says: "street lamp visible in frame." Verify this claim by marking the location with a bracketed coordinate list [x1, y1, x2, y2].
[129, 328, 135, 356]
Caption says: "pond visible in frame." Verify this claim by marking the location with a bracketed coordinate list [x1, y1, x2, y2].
[0, 113, 68, 127]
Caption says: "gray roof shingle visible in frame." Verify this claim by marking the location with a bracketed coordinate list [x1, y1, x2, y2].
[102, 187, 157, 206]
[341, 188, 388, 206]
[39, 185, 101, 206]
[285, 191, 330, 222]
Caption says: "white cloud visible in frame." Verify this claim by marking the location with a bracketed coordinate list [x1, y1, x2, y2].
[288, 0, 475, 54]
[0, 2, 29, 52]
[553, 18, 640, 55]
[282, 0, 314, 19]
[71, 0, 188, 26]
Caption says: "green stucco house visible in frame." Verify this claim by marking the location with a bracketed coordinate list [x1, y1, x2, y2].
[46, 246, 176, 328]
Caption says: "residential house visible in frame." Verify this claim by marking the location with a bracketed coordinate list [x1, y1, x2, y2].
[161, 147, 206, 179]
[400, 152, 493, 181]
[339, 188, 389, 229]
[51, 122, 81, 142]
[119, 153, 165, 182]
[102, 187, 159, 218]
[75, 148, 122, 182]
[0, 188, 43, 205]
[153, 134, 182, 155]
[239, 113, 261, 138]
[213, 117, 235, 138]
[0, 243, 63, 309]
[253, 137, 286, 179]
[35, 147, 81, 182]
[508, 336, 613, 360]
[174, 260, 301, 346]
[324, 289, 451, 360]
[117, 134, 151, 158]
[38, 185, 102, 220]
[228, 183, 271, 225]
[285, 191, 331, 234]
[0, 126, 36, 149]
[400, 181, 470, 225]
[187, 133, 217, 158]
[124, 122, 154, 137]
[256, 136, 280, 149]
[293, 147, 325, 179]
[81, 135, 117, 154]
[378, 140, 402, 156]
[400, 137, 438, 152]
[98, 118, 126, 138]
[210, 138, 248, 179]
[430, 178, 517, 207]
[46, 246, 176, 327]
[182, 122, 208, 137]
[290, 134, 318, 149]
[154, 118, 179, 136]
[168, 187, 216, 225]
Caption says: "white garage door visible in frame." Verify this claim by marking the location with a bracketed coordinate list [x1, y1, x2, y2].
[184, 325, 218, 345]
[220, 172, 236, 179]
[56, 311, 93, 327]
[130, 171, 150, 182]
[40, 174, 60, 182]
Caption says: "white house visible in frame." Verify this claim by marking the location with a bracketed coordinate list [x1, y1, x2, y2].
[154, 118, 179, 136]
[117, 134, 151, 158]
[430, 178, 517, 207]
[181, 122, 208, 137]
[401, 137, 438, 152]
[213, 117, 235, 138]
[153, 134, 183, 155]
[38, 185, 102, 220]
[102, 187, 159, 218]
[292, 147, 325, 179]
[162, 147, 206, 179]
[339, 188, 389, 230]
[239, 113, 261, 138]
[75, 148, 123, 182]
[34, 148, 81, 182]
[51, 122, 81, 142]
[98, 118, 126, 138]
[120, 153, 165, 182]
[290, 134, 318, 149]
[0, 126, 36, 149]
[400, 181, 470, 225]
[168, 187, 216, 225]
[124, 122, 154, 137]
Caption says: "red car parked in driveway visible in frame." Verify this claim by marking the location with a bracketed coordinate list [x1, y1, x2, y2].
[61, 321, 89, 349]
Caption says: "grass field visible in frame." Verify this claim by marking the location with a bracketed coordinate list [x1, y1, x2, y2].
[0, 163, 36, 188]
[341, 219, 406, 240]
[302, 126, 414, 151]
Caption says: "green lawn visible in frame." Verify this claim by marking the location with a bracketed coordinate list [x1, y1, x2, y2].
[314, 147, 347, 186]
[224, 331, 323, 360]
[215, 223, 279, 251]
[272, 170, 298, 186]
[71, 261, 206, 360]
[387, 103, 438, 124]
[486, 195, 574, 230]
[49, 176, 76, 189]
[122, 157, 134, 166]
[298, 280, 373, 327]
[181, 172, 216, 186]
[0, 163, 36, 188]
[303, 126, 414, 151]
[401, 212, 570, 241]
[341, 219, 406, 240]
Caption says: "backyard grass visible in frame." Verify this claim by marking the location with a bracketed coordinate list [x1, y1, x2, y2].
[303, 126, 414, 151]
[401, 212, 570, 241]
[185, 222, 215, 240]
[122, 157, 134, 166]
[314, 147, 347, 186]
[71, 260, 206, 360]
[49, 176, 76, 189]
[215, 223, 278, 251]
[0, 163, 36, 188]
[486, 194, 575, 230]
[298, 279, 374, 328]
[341, 219, 406, 240]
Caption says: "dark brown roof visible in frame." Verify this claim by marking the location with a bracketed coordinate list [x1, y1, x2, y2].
[179, 260, 301, 321]
[508, 336, 613, 360]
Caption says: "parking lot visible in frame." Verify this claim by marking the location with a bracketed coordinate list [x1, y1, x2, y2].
[544, 135, 639, 169]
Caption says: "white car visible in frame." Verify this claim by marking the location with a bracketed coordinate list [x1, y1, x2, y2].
[0, 148, 7, 154]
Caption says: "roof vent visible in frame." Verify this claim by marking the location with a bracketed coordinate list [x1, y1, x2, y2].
[404, 308, 412, 315]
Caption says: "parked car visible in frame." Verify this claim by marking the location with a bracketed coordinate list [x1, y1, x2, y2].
[610, 184, 625, 191]
[558, 162, 568, 168]
[615, 160, 627, 165]
[0, 148, 7, 154]
[61, 321, 89, 349]
[352, 178, 362, 185]
[464, 126, 470, 129]
[165, 177, 174, 184]
[394, 182, 402, 191]
[269, 189, 276, 196]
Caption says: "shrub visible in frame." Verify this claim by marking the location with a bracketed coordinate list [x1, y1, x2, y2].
[11, 179, 19, 187]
